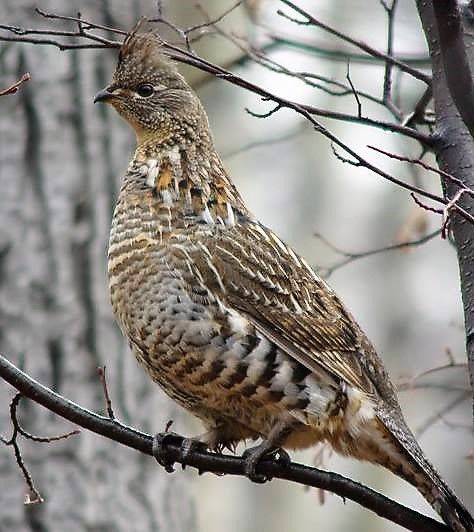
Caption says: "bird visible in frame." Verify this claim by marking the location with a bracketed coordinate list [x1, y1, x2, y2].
[94, 28, 473, 531]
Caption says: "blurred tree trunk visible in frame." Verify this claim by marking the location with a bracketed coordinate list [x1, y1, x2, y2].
[0, 1, 196, 531]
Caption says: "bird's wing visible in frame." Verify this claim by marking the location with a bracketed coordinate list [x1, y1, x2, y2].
[180, 221, 385, 398]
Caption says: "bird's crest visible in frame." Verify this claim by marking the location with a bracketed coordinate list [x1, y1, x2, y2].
[117, 22, 177, 76]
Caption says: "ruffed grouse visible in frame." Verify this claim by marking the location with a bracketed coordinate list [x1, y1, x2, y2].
[94, 30, 473, 531]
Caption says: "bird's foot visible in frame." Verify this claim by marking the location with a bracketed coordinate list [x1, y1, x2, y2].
[152, 431, 208, 473]
[180, 438, 208, 469]
[242, 444, 291, 483]
[152, 431, 181, 473]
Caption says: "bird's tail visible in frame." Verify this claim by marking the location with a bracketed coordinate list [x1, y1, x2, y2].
[376, 411, 473, 532]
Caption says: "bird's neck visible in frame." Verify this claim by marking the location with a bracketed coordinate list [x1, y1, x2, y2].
[122, 136, 250, 225]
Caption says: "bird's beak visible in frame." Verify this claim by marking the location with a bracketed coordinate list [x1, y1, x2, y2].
[94, 87, 115, 104]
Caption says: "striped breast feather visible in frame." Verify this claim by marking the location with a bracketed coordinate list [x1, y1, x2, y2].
[185, 221, 379, 397]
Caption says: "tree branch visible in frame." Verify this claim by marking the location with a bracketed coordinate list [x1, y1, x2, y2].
[0, 11, 434, 146]
[277, 0, 431, 85]
[0, 72, 30, 96]
[0, 353, 448, 532]
[381, 0, 403, 119]
[265, 30, 431, 67]
[314, 229, 442, 277]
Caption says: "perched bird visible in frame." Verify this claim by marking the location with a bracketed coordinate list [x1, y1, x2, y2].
[95, 29, 473, 531]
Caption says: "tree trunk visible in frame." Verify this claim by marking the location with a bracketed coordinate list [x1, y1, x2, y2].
[416, 1, 474, 419]
[0, 2, 196, 531]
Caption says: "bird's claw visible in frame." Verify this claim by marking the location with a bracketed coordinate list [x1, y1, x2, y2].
[153, 432, 208, 472]
[180, 438, 208, 469]
[152, 431, 181, 473]
[242, 445, 290, 483]
[273, 447, 291, 466]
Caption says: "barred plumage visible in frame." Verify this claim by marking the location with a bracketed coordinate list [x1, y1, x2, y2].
[95, 29, 473, 531]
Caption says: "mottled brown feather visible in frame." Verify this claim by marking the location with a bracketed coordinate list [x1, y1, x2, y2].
[187, 224, 379, 395]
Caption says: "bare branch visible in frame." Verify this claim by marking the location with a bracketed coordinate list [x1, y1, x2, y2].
[410, 193, 444, 217]
[163, 25, 433, 143]
[415, 391, 471, 439]
[326, 139, 452, 213]
[193, 5, 403, 122]
[368, 144, 474, 194]
[34, 8, 127, 36]
[1, 394, 44, 505]
[245, 102, 282, 118]
[314, 229, 442, 277]
[187, 1, 244, 37]
[396, 351, 471, 435]
[265, 30, 431, 67]
[381, 0, 403, 119]
[0, 35, 115, 50]
[345, 61, 362, 118]
[277, 0, 431, 85]
[398, 357, 468, 393]
[149, 1, 243, 52]
[367, 145, 474, 229]
[1, 393, 79, 505]
[97, 366, 115, 420]
[0, 10, 434, 145]
[224, 123, 308, 159]
[0, 73, 30, 96]
[0, 353, 449, 532]
[402, 87, 433, 127]
[0, 9, 122, 50]
[440, 187, 474, 239]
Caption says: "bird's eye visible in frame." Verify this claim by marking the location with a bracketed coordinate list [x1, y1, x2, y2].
[136, 83, 154, 97]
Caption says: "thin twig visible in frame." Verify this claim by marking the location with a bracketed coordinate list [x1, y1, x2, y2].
[189, 1, 244, 37]
[345, 61, 362, 118]
[0, 12, 435, 145]
[367, 145, 470, 190]
[2, 394, 44, 504]
[224, 122, 308, 159]
[314, 229, 441, 277]
[265, 30, 431, 67]
[440, 187, 474, 239]
[410, 193, 443, 216]
[197, 12, 401, 118]
[398, 359, 468, 392]
[381, 0, 402, 119]
[277, 0, 431, 85]
[194, 4, 402, 121]
[0, 73, 30, 96]
[97, 366, 115, 420]
[1, 393, 79, 505]
[415, 392, 471, 438]
[367, 145, 474, 227]
[402, 86, 433, 127]
[35, 8, 127, 36]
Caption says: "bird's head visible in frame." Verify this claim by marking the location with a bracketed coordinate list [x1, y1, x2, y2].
[94, 30, 209, 152]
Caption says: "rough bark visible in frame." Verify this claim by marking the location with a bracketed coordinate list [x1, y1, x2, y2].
[0, 1, 196, 531]
[416, 1, 474, 418]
